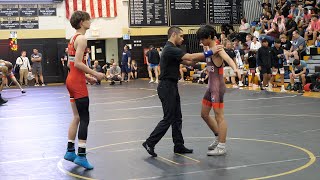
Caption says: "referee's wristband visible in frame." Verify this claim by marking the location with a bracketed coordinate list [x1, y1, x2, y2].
[204, 50, 214, 58]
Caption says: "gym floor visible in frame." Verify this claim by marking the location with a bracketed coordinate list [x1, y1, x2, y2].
[0, 80, 319, 180]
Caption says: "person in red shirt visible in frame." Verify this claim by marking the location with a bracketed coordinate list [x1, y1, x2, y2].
[305, 15, 320, 44]
[63, 11, 105, 170]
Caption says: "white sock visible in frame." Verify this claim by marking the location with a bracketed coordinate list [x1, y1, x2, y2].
[281, 85, 285, 88]
[78, 142, 86, 148]
[68, 140, 75, 143]
[217, 143, 226, 149]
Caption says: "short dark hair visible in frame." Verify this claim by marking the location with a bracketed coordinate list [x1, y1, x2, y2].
[21, 50, 26, 54]
[293, 59, 300, 66]
[6, 62, 13, 71]
[70, 11, 90, 30]
[168, 26, 183, 38]
[274, 39, 281, 44]
[261, 39, 268, 43]
[241, 18, 247, 23]
[196, 25, 217, 40]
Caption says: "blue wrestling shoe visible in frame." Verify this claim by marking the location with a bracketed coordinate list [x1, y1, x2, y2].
[64, 151, 77, 162]
[74, 155, 94, 170]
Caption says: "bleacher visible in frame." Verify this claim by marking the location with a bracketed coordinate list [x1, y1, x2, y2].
[305, 47, 320, 77]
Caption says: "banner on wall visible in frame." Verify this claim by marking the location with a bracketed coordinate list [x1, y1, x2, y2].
[65, 0, 117, 19]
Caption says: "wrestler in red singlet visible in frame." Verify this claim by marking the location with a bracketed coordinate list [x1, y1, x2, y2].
[202, 57, 226, 109]
[66, 34, 88, 102]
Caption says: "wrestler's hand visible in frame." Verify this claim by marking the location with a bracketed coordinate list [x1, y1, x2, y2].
[94, 72, 106, 81]
[234, 69, 242, 80]
[211, 45, 224, 54]
[86, 76, 97, 85]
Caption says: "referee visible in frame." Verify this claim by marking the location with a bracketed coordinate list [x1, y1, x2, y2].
[142, 26, 223, 157]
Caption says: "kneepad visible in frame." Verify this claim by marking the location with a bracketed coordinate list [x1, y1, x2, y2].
[75, 97, 90, 140]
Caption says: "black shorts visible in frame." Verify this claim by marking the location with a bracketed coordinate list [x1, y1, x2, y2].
[260, 67, 271, 74]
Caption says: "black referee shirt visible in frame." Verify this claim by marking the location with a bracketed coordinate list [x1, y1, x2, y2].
[159, 41, 186, 82]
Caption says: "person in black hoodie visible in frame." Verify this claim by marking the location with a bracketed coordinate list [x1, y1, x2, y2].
[270, 39, 286, 92]
[257, 39, 272, 91]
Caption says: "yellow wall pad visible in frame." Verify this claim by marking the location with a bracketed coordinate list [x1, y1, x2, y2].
[0, 29, 65, 40]
[123, 26, 239, 36]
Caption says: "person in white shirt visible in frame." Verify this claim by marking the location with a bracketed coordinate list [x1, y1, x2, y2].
[250, 36, 262, 51]
[16, 50, 31, 86]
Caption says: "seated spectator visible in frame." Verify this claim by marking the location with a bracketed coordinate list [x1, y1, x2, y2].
[289, 4, 299, 19]
[245, 34, 252, 47]
[250, 36, 262, 51]
[305, 0, 317, 9]
[280, 0, 291, 17]
[259, 22, 280, 45]
[102, 58, 115, 73]
[93, 60, 102, 85]
[304, 14, 320, 45]
[287, 59, 309, 90]
[108, 63, 122, 85]
[285, 15, 298, 40]
[277, 17, 286, 34]
[239, 18, 251, 42]
[315, 33, 320, 47]
[280, 34, 292, 61]
[198, 68, 208, 84]
[287, 30, 307, 61]
[233, 38, 243, 50]
[295, 4, 305, 23]
[130, 60, 138, 79]
[273, 10, 285, 24]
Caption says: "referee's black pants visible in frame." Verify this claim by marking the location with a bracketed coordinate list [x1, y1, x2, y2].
[146, 80, 184, 147]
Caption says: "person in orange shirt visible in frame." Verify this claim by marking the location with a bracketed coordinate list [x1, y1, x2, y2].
[305, 15, 320, 45]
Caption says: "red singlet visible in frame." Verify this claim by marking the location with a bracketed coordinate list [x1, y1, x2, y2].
[66, 34, 88, 102]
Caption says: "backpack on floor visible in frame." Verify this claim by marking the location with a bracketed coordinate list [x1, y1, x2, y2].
[293, 82, 303, 91]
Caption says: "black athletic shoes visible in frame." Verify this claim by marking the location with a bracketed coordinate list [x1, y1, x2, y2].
[0, 96, 8, 105]
[142, 141, 157, 157]
[174, 145, 193, 154]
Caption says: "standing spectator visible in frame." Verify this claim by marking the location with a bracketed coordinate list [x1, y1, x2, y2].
[31, 49, 45, 86]
[16, 50, 31, 86]
[304, 15, 320, 45]
[257, 39, 273, 91]
[248, 50, 258, 87]
[61, 48, 69, 84]
[146, 45, 160, 83]
[224, 40, 238, 88]
[285, 15, 298, 40]
[85, 48, 92, 68]
[121, 45, 131, 82]
[270, 39, 286, 92]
